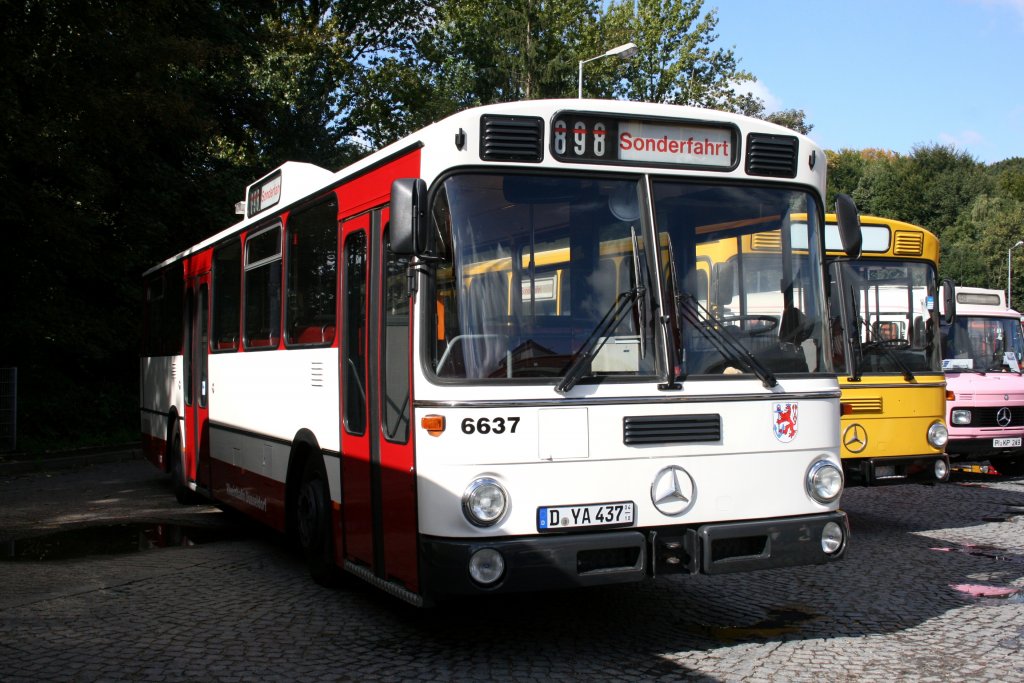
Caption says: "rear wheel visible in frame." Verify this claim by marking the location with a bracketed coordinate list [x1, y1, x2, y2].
[296, 455, 341, 585]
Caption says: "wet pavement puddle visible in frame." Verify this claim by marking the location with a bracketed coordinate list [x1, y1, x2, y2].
[1, 523, 243, 561]
[680, 607, 819, 642]
[929, 542, 1024, 565]
[950, 583, 1021, 599]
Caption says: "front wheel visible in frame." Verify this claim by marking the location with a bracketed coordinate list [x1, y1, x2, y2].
[295, 455, 341, 585]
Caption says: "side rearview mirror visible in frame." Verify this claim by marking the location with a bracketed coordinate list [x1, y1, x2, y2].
[834, 194, 862, 258]
[390, 178, 428, 256]
[941, 278, 956, 324]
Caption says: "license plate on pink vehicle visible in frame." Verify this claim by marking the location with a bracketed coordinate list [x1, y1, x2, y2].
[993, 438, 1021, 448]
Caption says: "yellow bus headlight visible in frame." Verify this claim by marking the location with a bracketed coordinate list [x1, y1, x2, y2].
[927, 422, 948, 448]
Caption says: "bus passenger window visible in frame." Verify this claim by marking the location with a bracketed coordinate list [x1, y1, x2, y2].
[212, 240, 241, 351]
[285, 197, 338, 346]
[343, 231, 367, 434]
[244, 224, 282, 349]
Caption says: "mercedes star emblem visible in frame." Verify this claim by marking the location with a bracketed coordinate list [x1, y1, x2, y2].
[650, 465, 696, 517]
[843, 423, 868, 453]
[997, 407, 1012, 427]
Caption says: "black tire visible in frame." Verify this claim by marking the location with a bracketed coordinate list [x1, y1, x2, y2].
[295, 455, 341, 586]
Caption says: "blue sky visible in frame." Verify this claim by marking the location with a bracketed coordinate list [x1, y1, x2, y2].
[709, 0, 1024, 164]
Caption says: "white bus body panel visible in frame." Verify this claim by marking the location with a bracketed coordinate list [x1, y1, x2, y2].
[207, 347, 339, 485]
[139, 354, 184, 449]
[414, 378, 840, 538]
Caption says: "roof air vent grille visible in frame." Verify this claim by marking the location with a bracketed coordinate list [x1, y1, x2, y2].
[480, 115, 544, 163]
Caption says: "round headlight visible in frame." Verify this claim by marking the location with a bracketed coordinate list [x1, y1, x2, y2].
[934, 458, 950, 480]
[927, 421, 948, 448]
[821, 521, 845, 554]
[806, 460, 843, 504]
[462, 477, 508, 527]
[468, 548, 505, 585]
[951, 409, 971, 426]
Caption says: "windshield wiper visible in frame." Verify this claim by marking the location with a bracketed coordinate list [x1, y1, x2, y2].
[555, 286, 645, 394]
[629, 224, 647, 361]
[675, 292, 777, 389]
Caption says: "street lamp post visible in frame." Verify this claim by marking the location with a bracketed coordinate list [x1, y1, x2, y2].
[1009, 240, 1023, 309]
[577, 42, 639, 98]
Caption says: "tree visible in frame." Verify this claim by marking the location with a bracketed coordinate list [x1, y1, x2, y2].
[598, 0, 758, 112]
[853, 145, 992, 236]
[942, 194, 1024, 294]
[0, 0, 427, 449]
[765, 109, 813, 135]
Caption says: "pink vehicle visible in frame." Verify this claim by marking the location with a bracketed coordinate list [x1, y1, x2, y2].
[941, 285, 1024, 475]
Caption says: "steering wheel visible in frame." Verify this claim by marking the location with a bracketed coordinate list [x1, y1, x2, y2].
[868, 339, 911, 350]
[720, 315, 778, 337]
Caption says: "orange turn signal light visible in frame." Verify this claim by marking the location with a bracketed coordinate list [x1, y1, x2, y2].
[421, 414, 445, 437]
[840, 402, 854, 416]
[946, 390, 955, 401]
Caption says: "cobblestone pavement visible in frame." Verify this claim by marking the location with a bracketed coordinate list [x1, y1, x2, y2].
[2, 461, 1023, 682]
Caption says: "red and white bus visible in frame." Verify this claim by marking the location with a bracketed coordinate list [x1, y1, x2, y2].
[140, 99, 861, 605]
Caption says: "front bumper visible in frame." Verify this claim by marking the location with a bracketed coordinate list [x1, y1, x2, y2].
[842, 454, 949, 486]
[946, 437, 1024, 459]
[420, 511, 848, 598]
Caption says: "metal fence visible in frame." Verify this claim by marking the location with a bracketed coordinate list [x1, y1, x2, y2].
[0, 368, 16, 452]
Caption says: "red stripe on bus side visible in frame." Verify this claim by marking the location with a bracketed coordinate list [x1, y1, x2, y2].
[211, 459, 286, 532]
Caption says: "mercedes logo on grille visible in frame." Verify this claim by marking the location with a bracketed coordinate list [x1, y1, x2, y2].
[997, 407, 1013, 427]
[651, 466, 696, 517]
[843, 424, 868, 454]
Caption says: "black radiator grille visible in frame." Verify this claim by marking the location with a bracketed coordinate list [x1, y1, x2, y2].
[745, 133, 798, 178]
[623, 414, 721, 445]
[479, 115, 544, 162]
[958, 406, 1024, 428]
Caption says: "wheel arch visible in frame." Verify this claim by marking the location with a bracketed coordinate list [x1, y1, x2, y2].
[285, 428, 324, 537]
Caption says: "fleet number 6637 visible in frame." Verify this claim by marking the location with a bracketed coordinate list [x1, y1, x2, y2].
[461, 417, 521, 435]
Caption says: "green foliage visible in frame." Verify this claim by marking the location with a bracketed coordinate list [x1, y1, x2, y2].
[764, 109, 813, 135]
[825, 145, 1021, 300]
[601, 0, 756, 111]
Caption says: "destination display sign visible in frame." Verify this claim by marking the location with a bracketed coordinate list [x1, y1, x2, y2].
[551, 112, 737, 169]
[246, 170, 282, 217]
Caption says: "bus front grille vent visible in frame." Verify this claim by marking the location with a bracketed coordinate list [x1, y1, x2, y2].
[751, 230, 782, 251]
[480, 115, 545, 163]
[745, 133, 798, 178]
[844, 396, 883, 413]
[623, 414, 721, 445]
[893, 230, 925, 257]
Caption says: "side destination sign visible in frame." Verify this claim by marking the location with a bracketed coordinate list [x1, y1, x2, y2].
[247, 170, 283, 218]
[551, 112, 737, 170]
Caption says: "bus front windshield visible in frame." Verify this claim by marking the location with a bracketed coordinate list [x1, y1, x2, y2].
[832, 260, 942, 375]
[429, 173, 657, 381]
[651, 181, 828, 378]
[428, 174, 830, 384]
[942, 316, 1024, 373]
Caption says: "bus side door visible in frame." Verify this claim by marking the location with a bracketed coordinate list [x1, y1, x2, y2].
[339, 207, 418, 592]
[183, 267, 212, 491]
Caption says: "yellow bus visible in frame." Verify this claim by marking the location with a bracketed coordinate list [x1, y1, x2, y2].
[686, 214, 949, 485]
[825, 215, 948, 485]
